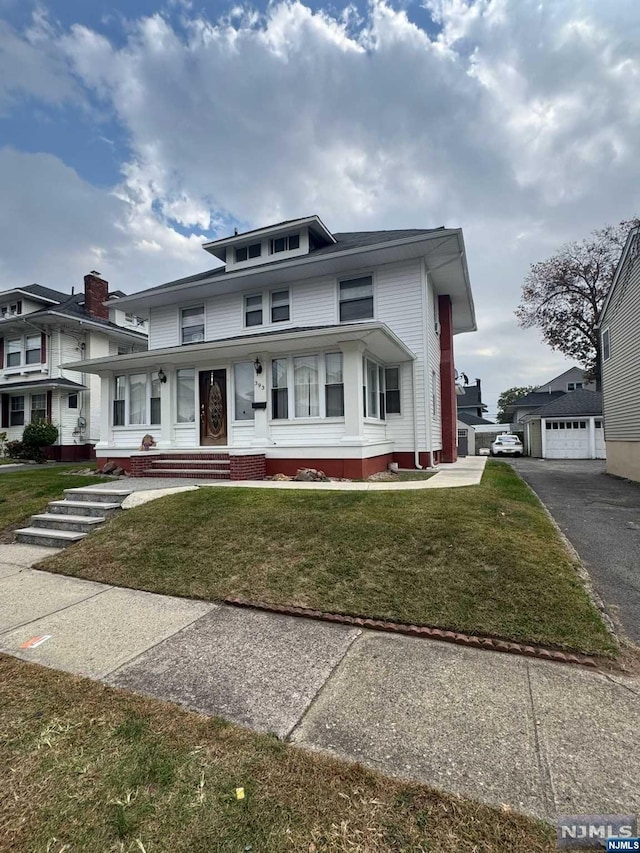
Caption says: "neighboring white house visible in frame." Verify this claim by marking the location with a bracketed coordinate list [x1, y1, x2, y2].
[67, 216, 477, 479]
[503, 367, 595, 425]
[521, 390, 605, 459]
[0, 275, 148, 460]
[536, 366, 595, 394]
[599, 225, 640, 482]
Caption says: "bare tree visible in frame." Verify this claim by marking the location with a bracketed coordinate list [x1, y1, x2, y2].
[516, 218, 639, 388]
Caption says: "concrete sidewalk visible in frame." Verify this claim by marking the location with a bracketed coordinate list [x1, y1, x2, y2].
[1, 548, 638, 824]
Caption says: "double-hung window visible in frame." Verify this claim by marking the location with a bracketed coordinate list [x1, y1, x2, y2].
[113, 376, 126, 426]
[384, 367, 401, 414]
[113, 373, 163, 426]
[150, 372, 161, 425]
[339, 276, 373, 322]
[6, 339, 21, 368]
[10, 395, 24, 426]
[176, 369, 195, 423]
[31, 393, 46, 421]
[271, 358, 289, 419]
[602, 328, 611, 361]
[366, 359, 379, 418]
[325, 353, 344, 417]
[181, 306, 205, 344]
[270, 290, 290, 323]
[234, 362, 255, 421]
[294, 356, 319, 417]
[245, 295, 263, 327]
[128, 374, 147, 425]
[25, 335, 41, 365]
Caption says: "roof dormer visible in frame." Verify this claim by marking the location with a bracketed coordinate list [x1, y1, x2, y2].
[202, 215, 335, 271]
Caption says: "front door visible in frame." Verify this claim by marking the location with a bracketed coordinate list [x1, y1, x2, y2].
[199, 369, 227, 446]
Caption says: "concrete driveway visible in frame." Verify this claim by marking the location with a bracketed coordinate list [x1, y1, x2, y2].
[511, 459, 640, 646]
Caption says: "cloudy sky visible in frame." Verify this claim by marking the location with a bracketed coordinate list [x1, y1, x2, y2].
[1, 0, 639, 415]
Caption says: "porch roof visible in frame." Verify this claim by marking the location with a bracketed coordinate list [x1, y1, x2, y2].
[64, 322, 416, 375]
[0, 378, 87, 394]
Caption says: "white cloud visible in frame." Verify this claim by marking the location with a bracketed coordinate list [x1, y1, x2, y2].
[1, 0, 640, 411]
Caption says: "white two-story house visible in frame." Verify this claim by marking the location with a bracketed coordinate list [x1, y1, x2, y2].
[67, 216, 476, 478]
[0, 274, 148, 460]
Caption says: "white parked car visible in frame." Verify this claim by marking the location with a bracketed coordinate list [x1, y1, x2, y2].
[490, 434, 523, 457]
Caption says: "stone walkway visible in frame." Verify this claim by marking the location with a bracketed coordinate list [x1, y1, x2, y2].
[1, 549, 638, 824]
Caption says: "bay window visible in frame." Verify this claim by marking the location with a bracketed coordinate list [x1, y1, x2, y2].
[366, 359, 379, 418]
[325, 353, 344, 417]
[234, 362, 255, 421]
[177, 369, 195, 423]
[271, 358, 288, 419]
[294, 356, 319, 417]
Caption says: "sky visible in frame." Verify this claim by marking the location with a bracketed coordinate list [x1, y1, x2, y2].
[1, 0, 639, 417]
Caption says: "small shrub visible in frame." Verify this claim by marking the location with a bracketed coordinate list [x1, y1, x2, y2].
[5, 440, 28, 460]
[22, 419, 59, 463]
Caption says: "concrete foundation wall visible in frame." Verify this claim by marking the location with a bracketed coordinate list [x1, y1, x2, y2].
[606, 440, 640, 483]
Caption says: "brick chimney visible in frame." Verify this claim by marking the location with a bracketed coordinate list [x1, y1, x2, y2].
[84, 271, 109, 321]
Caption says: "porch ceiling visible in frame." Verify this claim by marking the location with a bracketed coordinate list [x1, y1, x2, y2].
[64, 322, 415, 375]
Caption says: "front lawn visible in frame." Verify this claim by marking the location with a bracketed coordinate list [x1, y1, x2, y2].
[0, 464, 104, 536]
[0, 655, 555, 853]
[40, 462, 615, 655]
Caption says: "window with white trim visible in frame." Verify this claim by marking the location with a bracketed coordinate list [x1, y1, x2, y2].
[325, 353, 344, 417]
[271, 358, 288, 419]
[181, 306, 205, 344]
[567, 382, 583, 391]
[245, 294, 263, 327]
[339, 276, 373, 322]
[112, 372, 163, 426]
[10, 395, 24, 426]
[234, 362, 255, 421]
[366, 359, 379, 418]
[385, 367, 401, 414]
[270, 234, 299, 254]
[235, 243, 262, 262]
[31, 393, 46, 421]
[150, 372, 161, 425]
[176, 369, 195, 423]
[294, 355, 319, 417]
[602, 328, 610, 361]
[113, 376, 126, 426]
[270, 289, 290, 323]
[6, 339, 21, 368]
[25, 335, 41, 365]
[68, 393, 78, 409]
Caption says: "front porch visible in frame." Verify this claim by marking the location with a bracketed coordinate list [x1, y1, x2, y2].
[69, 322, 426, 479]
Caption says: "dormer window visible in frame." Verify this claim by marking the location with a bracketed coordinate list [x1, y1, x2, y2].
[270, 234, 299, 254]
[235, 243, 261, 262]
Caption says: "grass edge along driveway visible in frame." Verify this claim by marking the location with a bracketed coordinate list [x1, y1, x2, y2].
[40, 462, 616, 656]
[0, 654, 556, 853]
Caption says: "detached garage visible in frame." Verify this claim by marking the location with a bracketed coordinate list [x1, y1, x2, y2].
[523, 390, 605, 459]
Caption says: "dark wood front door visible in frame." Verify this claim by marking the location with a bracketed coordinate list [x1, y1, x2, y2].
[199, 369, 227, 446]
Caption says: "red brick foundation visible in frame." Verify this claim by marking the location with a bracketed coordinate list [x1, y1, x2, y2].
[43, 444, 96, 463]
[264, 454, 394, 479]
[229, 454, 266, 480]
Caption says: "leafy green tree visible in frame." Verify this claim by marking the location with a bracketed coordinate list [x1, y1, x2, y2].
[496, 386, 535, 424]
[516, 218, 639, 388]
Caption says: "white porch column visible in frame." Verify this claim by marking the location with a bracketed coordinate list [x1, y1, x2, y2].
[339, 340, 366, 442]
[540, 418, 546, 458]
[94, 372, 113, 449]
[157, 368, 175, 449]
[251, 352, 270, 446]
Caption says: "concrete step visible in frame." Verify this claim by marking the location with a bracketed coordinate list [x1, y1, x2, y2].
[48, 499, 122, 516]
[139, 468, 230, 479]
[15, 527, 88, 548]
[148, 459, 229, 468]
[64, 487, 132, 505]
[31, 513, 106, 533]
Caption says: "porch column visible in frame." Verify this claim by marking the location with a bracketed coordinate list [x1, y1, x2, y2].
[339, 340, 366, 442]
[157, 367, 174, 449]
[251, 352, 270, 446]
[94, 372, 113, 449]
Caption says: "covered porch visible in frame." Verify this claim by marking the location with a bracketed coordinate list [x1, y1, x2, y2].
[67, 322, 416, 479]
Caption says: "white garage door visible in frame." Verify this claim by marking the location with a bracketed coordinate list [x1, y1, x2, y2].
[545, 420, 590, 458]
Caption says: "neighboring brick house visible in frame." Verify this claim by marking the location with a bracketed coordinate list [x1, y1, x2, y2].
[66, 215, 477, 478]
[0, 274, 148, 460]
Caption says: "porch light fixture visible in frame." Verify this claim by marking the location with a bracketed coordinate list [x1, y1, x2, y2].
[254, 357, 263, 375]
[157, 368, 167, 384]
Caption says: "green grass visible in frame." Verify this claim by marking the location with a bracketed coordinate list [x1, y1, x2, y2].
[0, 464, 104, 536]
[0, 654, 556, 853]
[40, 462, 615, 655]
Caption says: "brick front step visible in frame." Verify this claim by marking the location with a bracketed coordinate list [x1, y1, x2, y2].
[138, 468, 231, 479]
[131, 452, 266, 481]
[147, 459, 229, 469]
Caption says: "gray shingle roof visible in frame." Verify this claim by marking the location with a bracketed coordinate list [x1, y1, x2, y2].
[507, 390, 566, 409]
[457, 384, 482, 408]
[8, 283, 69, 303]
[458, 411, 495, 426]
[536, 390, 603, 417]
[0, 378, 86, 391]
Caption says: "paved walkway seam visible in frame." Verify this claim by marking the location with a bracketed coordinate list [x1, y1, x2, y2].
[524, 661, 556, 818]
[223, 597, 601, 668]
